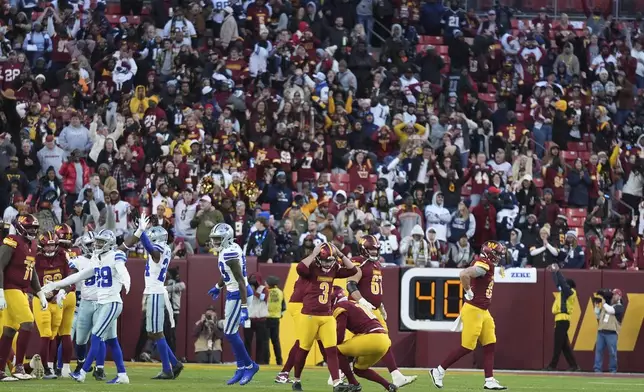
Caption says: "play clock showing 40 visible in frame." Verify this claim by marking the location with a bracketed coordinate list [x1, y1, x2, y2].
[399, 268, 538, 331]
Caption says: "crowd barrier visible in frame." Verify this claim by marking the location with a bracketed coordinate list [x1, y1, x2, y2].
[24, 257, 644, 371]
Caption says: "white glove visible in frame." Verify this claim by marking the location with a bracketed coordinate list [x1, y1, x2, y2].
[41, 283, 57, 296]
[358, 298, 376, 310]
[55, 290, 67, 309]
[0, 289, 7, 311]
[37, 291, 48, 311]
[123, 282, 130, 295]
[134, 213, 150, 237]
[465, 289, 474, 301]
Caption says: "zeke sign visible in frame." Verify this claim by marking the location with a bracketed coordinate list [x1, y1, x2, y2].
[399, 268, 537, 331]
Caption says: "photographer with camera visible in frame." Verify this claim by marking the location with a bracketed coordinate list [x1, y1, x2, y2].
[544, 264, 580, 371]
[194, 306, 224, 364]
[593, 288, 625, 373]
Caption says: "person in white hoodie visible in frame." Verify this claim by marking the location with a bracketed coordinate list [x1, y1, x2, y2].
[89, 113, 124, 164]
[424, 192, 451, 242]
[400, 224, 429, 267]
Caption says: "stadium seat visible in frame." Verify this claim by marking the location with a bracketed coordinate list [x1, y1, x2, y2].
[480, 93, 496, 103]
[567, 142, 588, 151]
[517, 112, 525, 122]
[604, 228, 616, 238]
[577, 237, 586, 248]
[261, 203, 270, 211]
[437, 45, 449, 55]
[579, 151, 591, 161]
[421, 36, 444, 45]
[291, 171, 298, 183]
[567, 208, 587, 218]
[568, 216, 583, 228]
[462, 185, 472, 196]
[51, 89, 60, 98]
[561, 150, 578, 162]
[582, 134, 593, 142]
[515, 103, 526, 112]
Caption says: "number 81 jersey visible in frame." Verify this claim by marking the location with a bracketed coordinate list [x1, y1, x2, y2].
[218, 243, 248, 295]
[352, 256, 383, 309]
[144, 244, 172, 294]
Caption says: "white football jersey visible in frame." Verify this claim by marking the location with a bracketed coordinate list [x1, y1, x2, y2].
[68, 255, 99, 301]
[218, 243, 248, 293]
[211, 0, 229, 23]
[144, 243, 172, 294]
[93, 249, 129, 304]
[112, 201, 131, 234]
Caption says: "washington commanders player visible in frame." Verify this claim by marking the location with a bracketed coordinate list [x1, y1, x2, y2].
[331, 286, 396, 392]
[32, 232, 70, 379]
[0, 215, 49, 381]
[291, 243, 357, 392]
[347, 235, 416, 388]
[53, 223, 78, 377]
[430, 240, 507, 390]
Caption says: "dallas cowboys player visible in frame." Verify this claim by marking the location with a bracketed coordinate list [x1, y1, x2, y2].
[139, 225, 183, 380]
[41, 227, 140, 384]
[67, 231, 108, 381]
[208, 223, 259, 385]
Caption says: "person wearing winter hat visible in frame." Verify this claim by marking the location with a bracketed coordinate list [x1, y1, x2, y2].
[505, 228, 528, 267]
[556, 231, 585, 269]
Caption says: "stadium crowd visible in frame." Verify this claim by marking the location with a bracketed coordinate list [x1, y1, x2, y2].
[0, 0, 643, 269]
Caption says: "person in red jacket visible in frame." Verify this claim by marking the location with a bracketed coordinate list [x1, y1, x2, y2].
[471, 192, 497, 251]
[58, 149, 90, 217]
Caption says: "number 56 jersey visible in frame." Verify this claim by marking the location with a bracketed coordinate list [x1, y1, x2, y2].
[93, 250, 129, 304]
[467, 257, 495, 311]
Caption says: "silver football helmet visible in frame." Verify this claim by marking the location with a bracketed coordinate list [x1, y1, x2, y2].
[94, 229, 117, 255]
[209, 223, 235, 252]
[146, 226, 168, 245]
[80, 231, 96, 256]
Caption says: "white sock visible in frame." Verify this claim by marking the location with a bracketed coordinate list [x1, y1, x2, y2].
[62, 364, 71, 372]
[438, 366, 445, 373]
[332, 380, 341, 387]
[391, 369, 403, 378]
[485, 377, 494, 382]
[97, 365, 104, 369]
[118, 372, 127, 377]
[47, 362, 54, 369]
[79, 369, 87, 376]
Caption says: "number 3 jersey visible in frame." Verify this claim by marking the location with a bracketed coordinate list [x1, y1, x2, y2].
[68, 255, 99, 301]
[352, 256, 383, 309]
[468, 257, 495, 311]
[35, 250, 70, 297]
[297, 261, 358, 316]
[144, 244, 172, 295]
[92, 249, 130, 304]
[218, 243, 249, 296]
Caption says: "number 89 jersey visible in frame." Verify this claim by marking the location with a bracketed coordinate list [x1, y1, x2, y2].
[218, 243, 249, 296]
[93, 250, 128, 304]
[352, 256, 383, 309]
[144, 244, 172, 295]
[468, 257, 495, 311]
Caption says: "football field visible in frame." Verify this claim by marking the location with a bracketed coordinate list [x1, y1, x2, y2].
[2, 363, 644, 391]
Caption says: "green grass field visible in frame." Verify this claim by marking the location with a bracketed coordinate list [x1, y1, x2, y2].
[2, 363, 644, 391]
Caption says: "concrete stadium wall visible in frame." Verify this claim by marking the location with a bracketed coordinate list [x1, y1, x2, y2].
[25, 259, 644, 372]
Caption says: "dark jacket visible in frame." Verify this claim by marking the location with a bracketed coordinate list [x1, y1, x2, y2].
[567, 169, 591, 207]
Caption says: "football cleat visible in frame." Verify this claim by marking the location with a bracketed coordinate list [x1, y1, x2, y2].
[0, 370, 19, 382]
[292, 381, 303, 391]
[29, 354, 45, 379]
[70, 371, 86, 383]
[239, 362, 260, 385]
[226, 368, 244, 385]
[483, 378, 507, 390]
[152, 371, 174, 380]
[348, 384, 363, 392]
[12, 364, 33, 380]
[43, 370, 58, 380]
[429, 368, 444, 389]
[275, 371, 291, 383]
[93, 368, 106, 381]
[106, 374, 130, 384]
[172, 362, 184, 379]
[333, 383, 352, 392]
[54, 367, 62, 377]
[388, 384, 399, 392]
[393, 374, 417, 388]
[75, 362, 92, 374]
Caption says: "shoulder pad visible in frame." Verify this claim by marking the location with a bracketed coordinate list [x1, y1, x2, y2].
[3, 236, 18, 249]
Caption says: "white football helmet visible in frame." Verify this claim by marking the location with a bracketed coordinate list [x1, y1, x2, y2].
[209, 223, 235, 252]
[146, 226, 168, 245]
[94, 229, 117, 255]
[80, 231, 96, 256]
